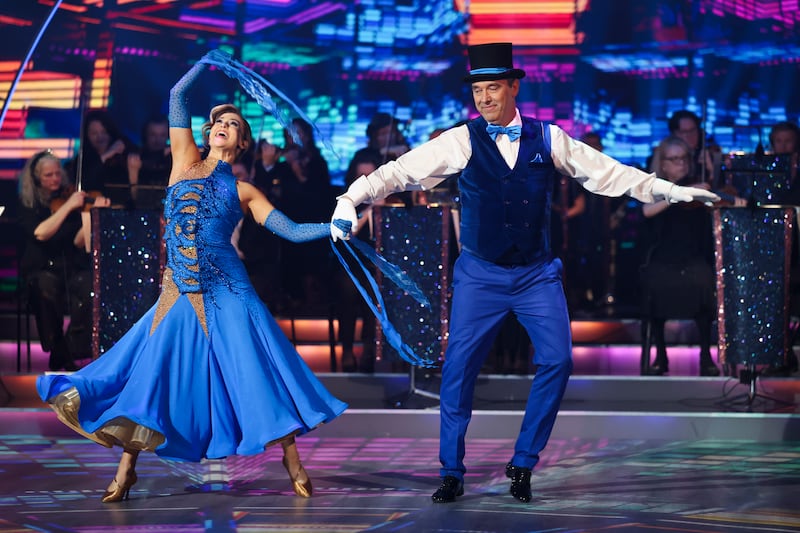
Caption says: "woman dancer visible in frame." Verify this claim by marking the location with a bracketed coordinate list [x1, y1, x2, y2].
[37, 50, 348, 502]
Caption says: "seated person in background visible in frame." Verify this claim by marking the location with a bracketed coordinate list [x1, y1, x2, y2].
[769, 120, 800, 184]
[551, 174, 588, 312]
[280, 119, 336, 312]
[128, 115, 172, 210]
[230, 159, 284, 310]
[666, 109, 720, 185]
[67, 109, 136, 206]
[253, 139, 293, 207]
[335, 150, 384, 372]
[18, 150, 110, 370]
[639, 136, 720, 377]
[355, 112, 414, 207]
[764, 120, 800, 377]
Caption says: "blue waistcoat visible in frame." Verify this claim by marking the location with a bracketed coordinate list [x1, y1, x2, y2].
[458, 116, 558, 265]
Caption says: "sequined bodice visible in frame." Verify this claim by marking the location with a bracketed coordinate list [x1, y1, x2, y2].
[163, 159, 243, 294]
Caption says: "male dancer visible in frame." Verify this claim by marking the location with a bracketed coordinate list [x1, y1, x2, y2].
[331, 42, 719, 503]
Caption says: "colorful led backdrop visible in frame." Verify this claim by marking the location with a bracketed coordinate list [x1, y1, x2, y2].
[0, 0, 797, 179]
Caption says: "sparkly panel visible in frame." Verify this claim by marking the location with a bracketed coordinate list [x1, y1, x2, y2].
[92, 209, 164, 357]
[373, 206, 451, 364]
[713, 207, 792, 365]
[722, 154, 793, 206]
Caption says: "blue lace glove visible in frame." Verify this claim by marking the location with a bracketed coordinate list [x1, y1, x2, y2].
[168, 61, 208, 128]
[264, 209, 351, 243]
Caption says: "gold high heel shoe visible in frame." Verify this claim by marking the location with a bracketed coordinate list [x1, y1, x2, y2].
[282, 456, 312, 498]
[101, 471, 138, 503]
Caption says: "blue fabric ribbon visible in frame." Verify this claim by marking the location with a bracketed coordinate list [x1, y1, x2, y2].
[197, 50, 339, 159]
[486, 123, 521, 142]
[330, 239, 437, 369]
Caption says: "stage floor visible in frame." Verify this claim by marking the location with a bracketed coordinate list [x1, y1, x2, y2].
[1, 410, 800, 532]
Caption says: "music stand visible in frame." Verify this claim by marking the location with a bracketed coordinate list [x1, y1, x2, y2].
[373, 205, 452, 407]
[714, 153, 798, 411]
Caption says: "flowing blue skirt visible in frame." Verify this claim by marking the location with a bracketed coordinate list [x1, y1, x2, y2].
[37, 288, 347, 462]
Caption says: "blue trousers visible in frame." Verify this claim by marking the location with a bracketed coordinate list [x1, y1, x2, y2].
[439, 252, 573, 480]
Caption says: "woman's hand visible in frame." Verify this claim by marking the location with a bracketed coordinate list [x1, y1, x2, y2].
[101, 140, 126, 163]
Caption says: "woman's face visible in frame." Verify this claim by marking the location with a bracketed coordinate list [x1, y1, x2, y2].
[87, 120, 111, 153]
[37, 158, 63, 193]
[209, 112, 244, 150]
[660, 144, 691, 183]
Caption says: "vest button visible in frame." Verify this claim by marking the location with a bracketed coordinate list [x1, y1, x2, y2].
[522, 199, 529, 205]
[504, 200, 511, 205]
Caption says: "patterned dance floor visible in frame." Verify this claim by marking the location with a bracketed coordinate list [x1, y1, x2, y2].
[2, 409, 800, 532]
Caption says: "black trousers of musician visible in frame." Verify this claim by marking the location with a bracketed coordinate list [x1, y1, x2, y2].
[26, 269, 92, 371]
[640, 259, 717, 375]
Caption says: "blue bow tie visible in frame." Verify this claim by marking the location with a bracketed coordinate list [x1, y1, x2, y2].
[486, 123, 522, 142]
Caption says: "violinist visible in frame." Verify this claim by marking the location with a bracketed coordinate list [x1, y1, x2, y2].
[639, 136, 720, 377]
[18, 149, 110, 371]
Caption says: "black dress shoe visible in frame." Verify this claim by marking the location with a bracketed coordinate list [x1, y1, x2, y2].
[431, 476, 463, 503]
[505, 462, 532, 503]
[700, 363, 720, 377]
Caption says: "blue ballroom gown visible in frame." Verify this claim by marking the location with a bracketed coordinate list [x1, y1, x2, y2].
[36, 159, 347, 462]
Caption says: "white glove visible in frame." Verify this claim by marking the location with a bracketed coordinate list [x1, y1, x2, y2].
[651, 178, 720, 204]
[331, 198, 358, 241]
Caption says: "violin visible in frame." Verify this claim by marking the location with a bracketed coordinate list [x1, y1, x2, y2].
[49, 185, 104, 214]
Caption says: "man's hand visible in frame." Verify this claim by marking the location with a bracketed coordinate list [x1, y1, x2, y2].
[668, 185, 720, 204]
[331, 198, 357, 241]
[652, 178, 720, 205]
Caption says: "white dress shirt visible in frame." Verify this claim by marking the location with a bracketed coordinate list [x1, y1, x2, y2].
[351, 109, 663, 205]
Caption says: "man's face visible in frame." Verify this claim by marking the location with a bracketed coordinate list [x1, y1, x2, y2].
[771, 130, 797, 155]
[471, 79, 519, 126]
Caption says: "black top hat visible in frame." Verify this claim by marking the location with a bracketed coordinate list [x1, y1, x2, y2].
[463, 42, 526, 83]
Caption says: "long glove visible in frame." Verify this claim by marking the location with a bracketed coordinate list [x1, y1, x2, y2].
[651, 178, 720, 204]
[330, 175, 375, 241]
[265, 209, 351, 242]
